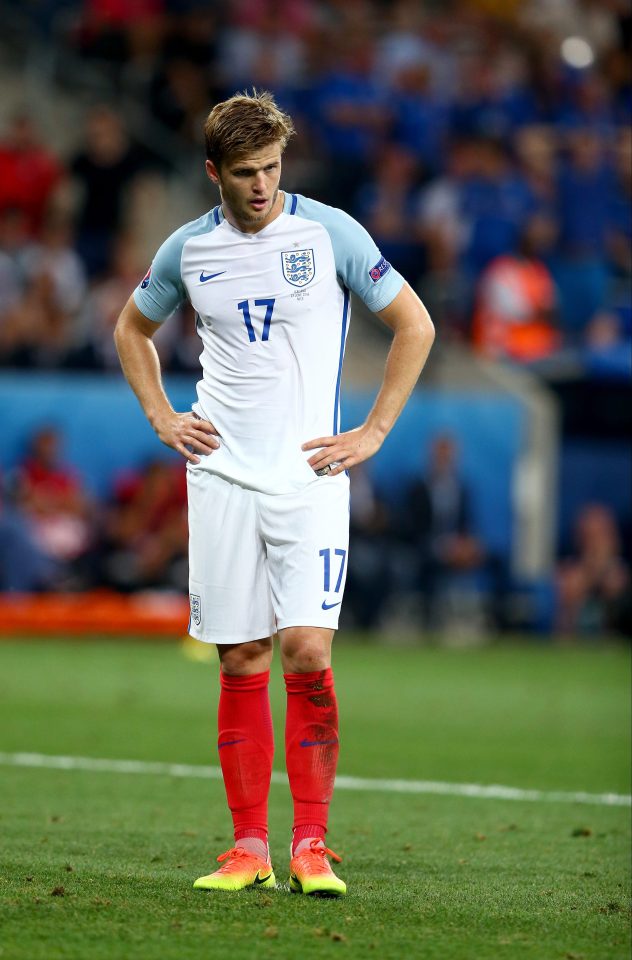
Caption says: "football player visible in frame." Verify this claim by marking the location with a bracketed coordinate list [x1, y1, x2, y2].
[114, 90, 434, 896]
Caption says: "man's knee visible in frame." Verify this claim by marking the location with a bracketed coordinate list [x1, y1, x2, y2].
[217, 637, 273, 675]
[279, 627, 334, 673]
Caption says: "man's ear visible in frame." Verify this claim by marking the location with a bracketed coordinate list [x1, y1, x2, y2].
[206, 159, 220, 184]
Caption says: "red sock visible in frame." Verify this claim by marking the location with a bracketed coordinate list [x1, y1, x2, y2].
[217, 669, 273, 846]
[284, 668, 339, 853]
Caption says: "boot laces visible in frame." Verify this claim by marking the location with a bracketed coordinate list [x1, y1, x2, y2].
[296, 838, 342, 871]
[215, 847, 265, 872]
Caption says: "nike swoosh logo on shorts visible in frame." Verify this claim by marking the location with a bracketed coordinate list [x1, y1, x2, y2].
[199, 270, 226, 282]
[321, 600, 341, 610]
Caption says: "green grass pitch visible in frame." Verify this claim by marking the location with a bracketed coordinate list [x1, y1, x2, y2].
[0, 638, 630, 960]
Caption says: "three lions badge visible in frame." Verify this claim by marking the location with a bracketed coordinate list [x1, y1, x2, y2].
[281, 249, 315, 287]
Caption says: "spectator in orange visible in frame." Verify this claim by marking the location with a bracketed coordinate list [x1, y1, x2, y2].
[557, 504, 631, 636]
[0, 114, 64, 237]
[472, 214, 560, 363]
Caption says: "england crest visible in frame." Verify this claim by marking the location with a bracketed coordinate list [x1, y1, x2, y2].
[281, 248, 315, 287]
[189, 594, 201, 627]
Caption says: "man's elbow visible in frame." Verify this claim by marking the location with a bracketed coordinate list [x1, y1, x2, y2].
[113, 313, 126, 351]
[421, 307, 435, 343]
[113, 309, 140, 358]
[113, 298, 150, 349]
[414, 301, 435, 348]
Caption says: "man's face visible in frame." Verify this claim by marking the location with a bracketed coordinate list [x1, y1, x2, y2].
[206, 143, 283, 232]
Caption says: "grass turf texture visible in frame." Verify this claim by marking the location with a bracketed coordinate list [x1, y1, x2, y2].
[0, 639, 629, 960]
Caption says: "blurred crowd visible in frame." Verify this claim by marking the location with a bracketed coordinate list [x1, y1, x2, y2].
[0, 426, 188, 596]
[1, 425, 630, 638]
[0, 0, 630, 374]
[0, 0, 630, 636]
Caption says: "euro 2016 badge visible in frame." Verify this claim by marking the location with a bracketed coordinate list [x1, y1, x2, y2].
[281, 248, 315, 287]
[189, 594, 201, 627]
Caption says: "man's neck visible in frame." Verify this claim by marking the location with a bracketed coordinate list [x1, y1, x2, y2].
[221, 191, 285, 235]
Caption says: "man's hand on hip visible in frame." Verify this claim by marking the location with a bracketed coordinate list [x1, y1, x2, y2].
[302, 424, 384, 476]
[153, 411, 220, 464]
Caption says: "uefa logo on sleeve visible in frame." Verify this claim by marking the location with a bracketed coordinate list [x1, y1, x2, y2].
[140, 266, 152, 289]
[369, 256, 391, 283]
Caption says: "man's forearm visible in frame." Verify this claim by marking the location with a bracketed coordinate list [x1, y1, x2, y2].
[114, 299, 220, 464]
[114, 318, 173, 429]
[365, 316, 434, 441]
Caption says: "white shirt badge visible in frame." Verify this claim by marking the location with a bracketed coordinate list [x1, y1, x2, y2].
[281, 248, 315, 287]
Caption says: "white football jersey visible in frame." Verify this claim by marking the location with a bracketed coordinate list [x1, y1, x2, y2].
[134, 192, 404, 494]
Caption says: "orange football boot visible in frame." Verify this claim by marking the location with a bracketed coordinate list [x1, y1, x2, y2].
[289, 839, 346, 897]
[194, 847, 275, 892]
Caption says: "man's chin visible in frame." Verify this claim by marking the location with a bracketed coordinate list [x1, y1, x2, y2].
[244, 205, 271, 222]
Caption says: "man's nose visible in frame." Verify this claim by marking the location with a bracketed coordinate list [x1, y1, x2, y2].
[253, 172, 266, 192]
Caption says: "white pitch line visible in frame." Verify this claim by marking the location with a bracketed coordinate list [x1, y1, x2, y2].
[0, 752, 629, 808]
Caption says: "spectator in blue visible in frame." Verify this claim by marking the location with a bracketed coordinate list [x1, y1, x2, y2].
[459, 136, 536, 280]
[553, 129, 615, 336]
[450, 54, 538, 142]
[310, 35, 390, 207]
[582, 310, 632, 381]
[353, 144, 425, 287]
[391, 63, 449, 176]
[559, 72, 618, 139]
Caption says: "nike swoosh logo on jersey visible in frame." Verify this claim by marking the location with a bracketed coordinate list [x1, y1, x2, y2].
[199, 270, 226, 282]
[321, 600, 341, 610]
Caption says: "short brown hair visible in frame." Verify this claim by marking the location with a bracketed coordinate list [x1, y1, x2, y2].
[204, 90, 295, 168]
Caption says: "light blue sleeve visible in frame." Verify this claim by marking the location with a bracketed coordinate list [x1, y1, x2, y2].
[294, 196, 405, 312]
[133, 229, 187, 323]
[132, 210, 217, 323]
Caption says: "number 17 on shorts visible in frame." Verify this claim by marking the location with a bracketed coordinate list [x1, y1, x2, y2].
[319, 548, 347, 611]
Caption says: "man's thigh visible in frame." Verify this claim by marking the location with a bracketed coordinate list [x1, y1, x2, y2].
[187, 469, 275, 644]
[259, 476, 350, 632]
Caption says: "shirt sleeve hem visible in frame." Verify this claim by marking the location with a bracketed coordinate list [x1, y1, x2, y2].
[365, 273, 405, 313]
[132, 289, 166, 323]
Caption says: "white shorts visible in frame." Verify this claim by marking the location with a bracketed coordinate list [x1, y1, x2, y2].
[186, 469, 350, 644]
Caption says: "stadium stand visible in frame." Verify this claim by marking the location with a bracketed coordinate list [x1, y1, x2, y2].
[0, 0, 630, 636]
